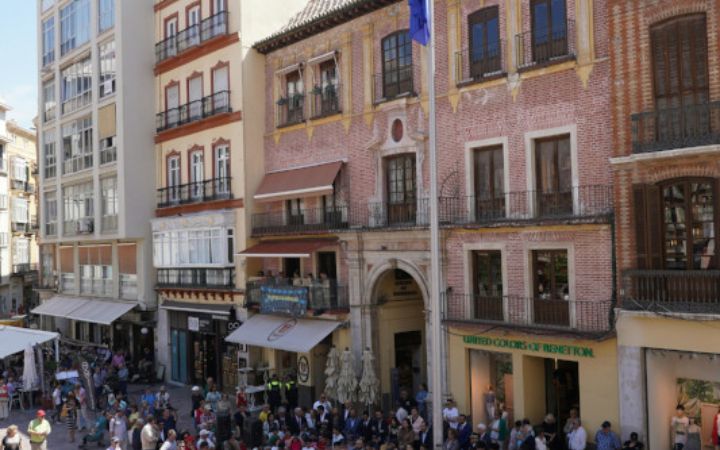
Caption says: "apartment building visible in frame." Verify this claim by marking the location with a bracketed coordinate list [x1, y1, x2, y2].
[0, 105, 40, 318]
[151, 0, 306, 389]
[609, 0, 720, 445]
[230, 0, 618, 428]
[33, 0, 156, 357]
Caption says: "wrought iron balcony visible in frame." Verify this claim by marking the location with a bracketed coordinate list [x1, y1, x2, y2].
[631, 101, 720, 154]
[516, 19, 576, 70]
[10, 180, 35, 193]
[455, 41, 506, 86]
[372, 65, 418, 104]
[437, 185, 613, 225]
[156, 267, 235, 290]
[351, 198, 431, 229]
[157, 177, 232, 208]
[276, 94, 305, 127]
[156, 90, 231, 133]
[11, 222, 31, 233]
[622, 269, 720, 314]
[445, 293, 612, 335]
[310, 83, 342, 118]
[12, 263, 38, 275]
[245, 279, 349, 312]
[252, 206, 348, 235]
[155, 11, 229, 63]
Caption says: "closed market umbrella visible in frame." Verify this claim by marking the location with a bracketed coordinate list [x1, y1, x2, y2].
[324, 346, 340, 401]
[358, 347, 379, 407]
[336, 347, 358, 404]
[23, 344, 39, 391]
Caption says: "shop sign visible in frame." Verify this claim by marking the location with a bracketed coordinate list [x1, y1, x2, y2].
[297, 355, 310, 383]
[260, 285, 308, 316]
[462, 335, 595, 358]
[188, 316, 200, 332]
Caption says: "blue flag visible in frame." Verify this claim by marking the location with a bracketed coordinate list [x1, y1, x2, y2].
[409, 0, 430, 46]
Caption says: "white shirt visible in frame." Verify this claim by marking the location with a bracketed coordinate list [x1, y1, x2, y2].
[313, 400, 332, 412]
[442, 407, 459, 429]
[672, 416, 689, 444]
[52, 388, 62, 405]
[159, 440, 177, 450]
[110, 417, 128, 441]
[535, 437, 547, 450]
[568, 426, 587, 450]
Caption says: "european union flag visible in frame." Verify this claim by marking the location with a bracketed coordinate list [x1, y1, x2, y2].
[409, 0, 430, 46]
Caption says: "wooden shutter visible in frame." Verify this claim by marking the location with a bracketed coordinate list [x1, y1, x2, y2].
[633, 184, 662, 269]
[118, 244, 136, 275]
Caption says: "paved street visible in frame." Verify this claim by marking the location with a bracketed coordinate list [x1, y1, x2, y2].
[0, 384, 193, 450]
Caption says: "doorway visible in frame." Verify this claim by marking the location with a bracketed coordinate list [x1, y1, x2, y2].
[544, 359, 579, 425]
[317, 252, 337, 279]
[284, 257, 301, 280]
[394, 331, 422, 392]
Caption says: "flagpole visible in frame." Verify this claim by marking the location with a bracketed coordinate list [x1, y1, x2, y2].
[426, 0, 444, 448]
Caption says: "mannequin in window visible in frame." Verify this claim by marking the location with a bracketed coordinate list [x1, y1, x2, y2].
[483, 385, 496, 424]
[670, 405, 689, 450]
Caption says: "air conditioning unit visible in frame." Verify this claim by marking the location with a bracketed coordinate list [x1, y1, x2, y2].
[76, 218, 94, 234]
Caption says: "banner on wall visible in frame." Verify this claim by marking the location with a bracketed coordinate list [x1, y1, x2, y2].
[260, 285, 308, 316]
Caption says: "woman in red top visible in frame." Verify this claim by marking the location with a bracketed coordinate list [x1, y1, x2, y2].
[712, 408, 720, 449]
[0, 378, 9, 420]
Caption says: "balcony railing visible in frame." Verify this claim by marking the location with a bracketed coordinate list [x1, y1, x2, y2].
[100, 145, 117, 165]
[622, 269, 720, 314]
[156, 90, 231, 132]
[245, 279, 349, 312]
[11, 180, 34, 193]
[445, 293, 612, 334]
[455, 41, 506, 86]
[438, 185, 613, 225]
[276, 95, 305, 127]
[12, 263, 38, 275]
[631, 101, 720, 154]
[372, 65, 417, 104]
[310, 83, 341, 118]
[155, 11, 229, 63]
[156, 267, 235, 290]
[157, 177, 232, 208]
[61, 91, 92, 115]
[252, 206, 348, 235]
[63, 154, 93, 175]
[11, 222, 30, 233]
[44, 106, 56, 123]
[516, 19, 576, 70]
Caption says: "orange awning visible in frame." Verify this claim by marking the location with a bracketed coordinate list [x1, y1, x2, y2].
[254, 161, 343, 202]
[238, 238, 338, 258]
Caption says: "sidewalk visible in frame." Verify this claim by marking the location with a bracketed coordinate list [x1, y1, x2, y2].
[0, 383, 193, 450]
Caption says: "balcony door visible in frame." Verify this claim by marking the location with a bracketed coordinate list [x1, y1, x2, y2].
[167, 155, 181, 203]
[165, 83, 180, 128]
[214, 145, 229, 195]
[386, 154, 417, 224]
[164, 16, 178, 58]
[190, 151, 204, 200]
[532, 250, 569, 327]
[468, 6, 501, 78]
[530, 0, 568, 63]
[651, 14, 709, 144]
[535, 135, 572, 216]
[382, 31, 413, 99]
[473, 146, 504, 220]
[472, 250, 503, 320]
[188, 75, 203, 121]
[212, 65, 229, 111]
[186, 4, 201, 46]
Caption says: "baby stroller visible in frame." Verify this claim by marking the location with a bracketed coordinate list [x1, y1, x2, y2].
[78, 425, 106, 448]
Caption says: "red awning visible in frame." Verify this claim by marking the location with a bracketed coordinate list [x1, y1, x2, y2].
[254, 161, 343, 202]
[238, 239, 338, 258]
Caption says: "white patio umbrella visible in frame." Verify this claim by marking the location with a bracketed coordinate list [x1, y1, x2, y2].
[324, 346, 340, 400]
[358, 347, 379, 407]
[23, 344, 39, 391]
[336, 347, 358, 404]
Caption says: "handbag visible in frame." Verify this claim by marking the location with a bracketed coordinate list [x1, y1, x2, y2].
[60, 403, 69, 419]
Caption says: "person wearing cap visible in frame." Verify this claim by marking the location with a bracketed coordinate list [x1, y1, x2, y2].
[595, 421, 621, 450]
[157, 386, 171, 410]
[197, 429, 216, 449]
[107, 436, 123, 450]
[191, 386, 204, 418]
[27, 410, 52, 450]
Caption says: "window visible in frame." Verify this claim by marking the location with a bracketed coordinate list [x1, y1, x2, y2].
[211, 65, 230, 112]
[284, 71, 304, 125]
[118, 244, 137, 299]
[61, 56, 92, 114]
[533, 250, 568, 300]
[60, 0, 91, 56]
[313, 60, 340, 117]
[63, 182, 94, 230]
[286, 199, 304, 225]
[468, 7, 501, 78]
[12, 158, 27, 183]
[535, 135, 572, 216]
[382, 31, 413, 99]
[473, 146, 504, 219]
[99, 40, 116, 98]
[186, 4, 201, 47]
[43, 79, 56, 122]
[227, 228, 234, 264]
[11, 197, 28, 224]
[164, 83, 180, 128]
[44, 130, 57, 179]
[213, 0, 226, 13]
[153, 228, 233, 267]
[79, 246, 112, 296]
[101, 177, 118, 231]
[13, 239, 30, 266]
[214, 144, 230, 194]
[472, 250, 503, 320]
[165, 16, 178, 39]
[530, 0, 568, 63]
[45, 192, 57, 236]
[386, 154, 416, 224]
[651, 14, 709, 141]
[42, 17, 55, 66]
[167, 155, 181, 202]
[62, 116, 93, 174]
[98, 0, 114, 33]
[190, 150, 204, 199]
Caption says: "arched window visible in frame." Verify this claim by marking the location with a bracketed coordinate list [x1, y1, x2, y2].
[382, 31, 413, 99]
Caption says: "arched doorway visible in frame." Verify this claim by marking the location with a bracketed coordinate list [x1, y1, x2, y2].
[372, 268, 427, 408]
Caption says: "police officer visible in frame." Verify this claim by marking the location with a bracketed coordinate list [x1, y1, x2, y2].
[266, 374, 282, 412]
[284, 374, 298, 410]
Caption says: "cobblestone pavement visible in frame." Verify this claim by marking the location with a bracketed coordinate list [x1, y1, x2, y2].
[0, 383, 193, 450]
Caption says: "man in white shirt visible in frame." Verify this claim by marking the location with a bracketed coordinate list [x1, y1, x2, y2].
[109, 410, 128, 450]
[567, 420, 587, 450]
[442, 399, 460, 430]
[141, 416, 160, 450]
[313, 393, 332, 413]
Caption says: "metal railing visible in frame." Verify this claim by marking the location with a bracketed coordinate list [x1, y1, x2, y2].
[631, 101, 720, 154]
[311, 83, 342, 118]
[445, 293, 613, 334]
[156, 90, 231, 132]
[354, 198, 430, 228]
[157, 177, 232, 208]
[516, 19, 575, 69]
[252, 206, 348, 235]
[437, 186, 613, 225]
[13, 263, 38, 275]
[276, 95, 305, 127]
[11, 180, 34, 193]
[455, 41, 505, 86]
[372, 65, 417, 104]
[155, 11, 229, 63]
[63, 154, 93, 175]
[245, 279, 349, 311]
[156, 267, 235, 289]
[11, 222, 30, 233]
[100, 145, 117, 165]
[622, 269, 720, 314]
